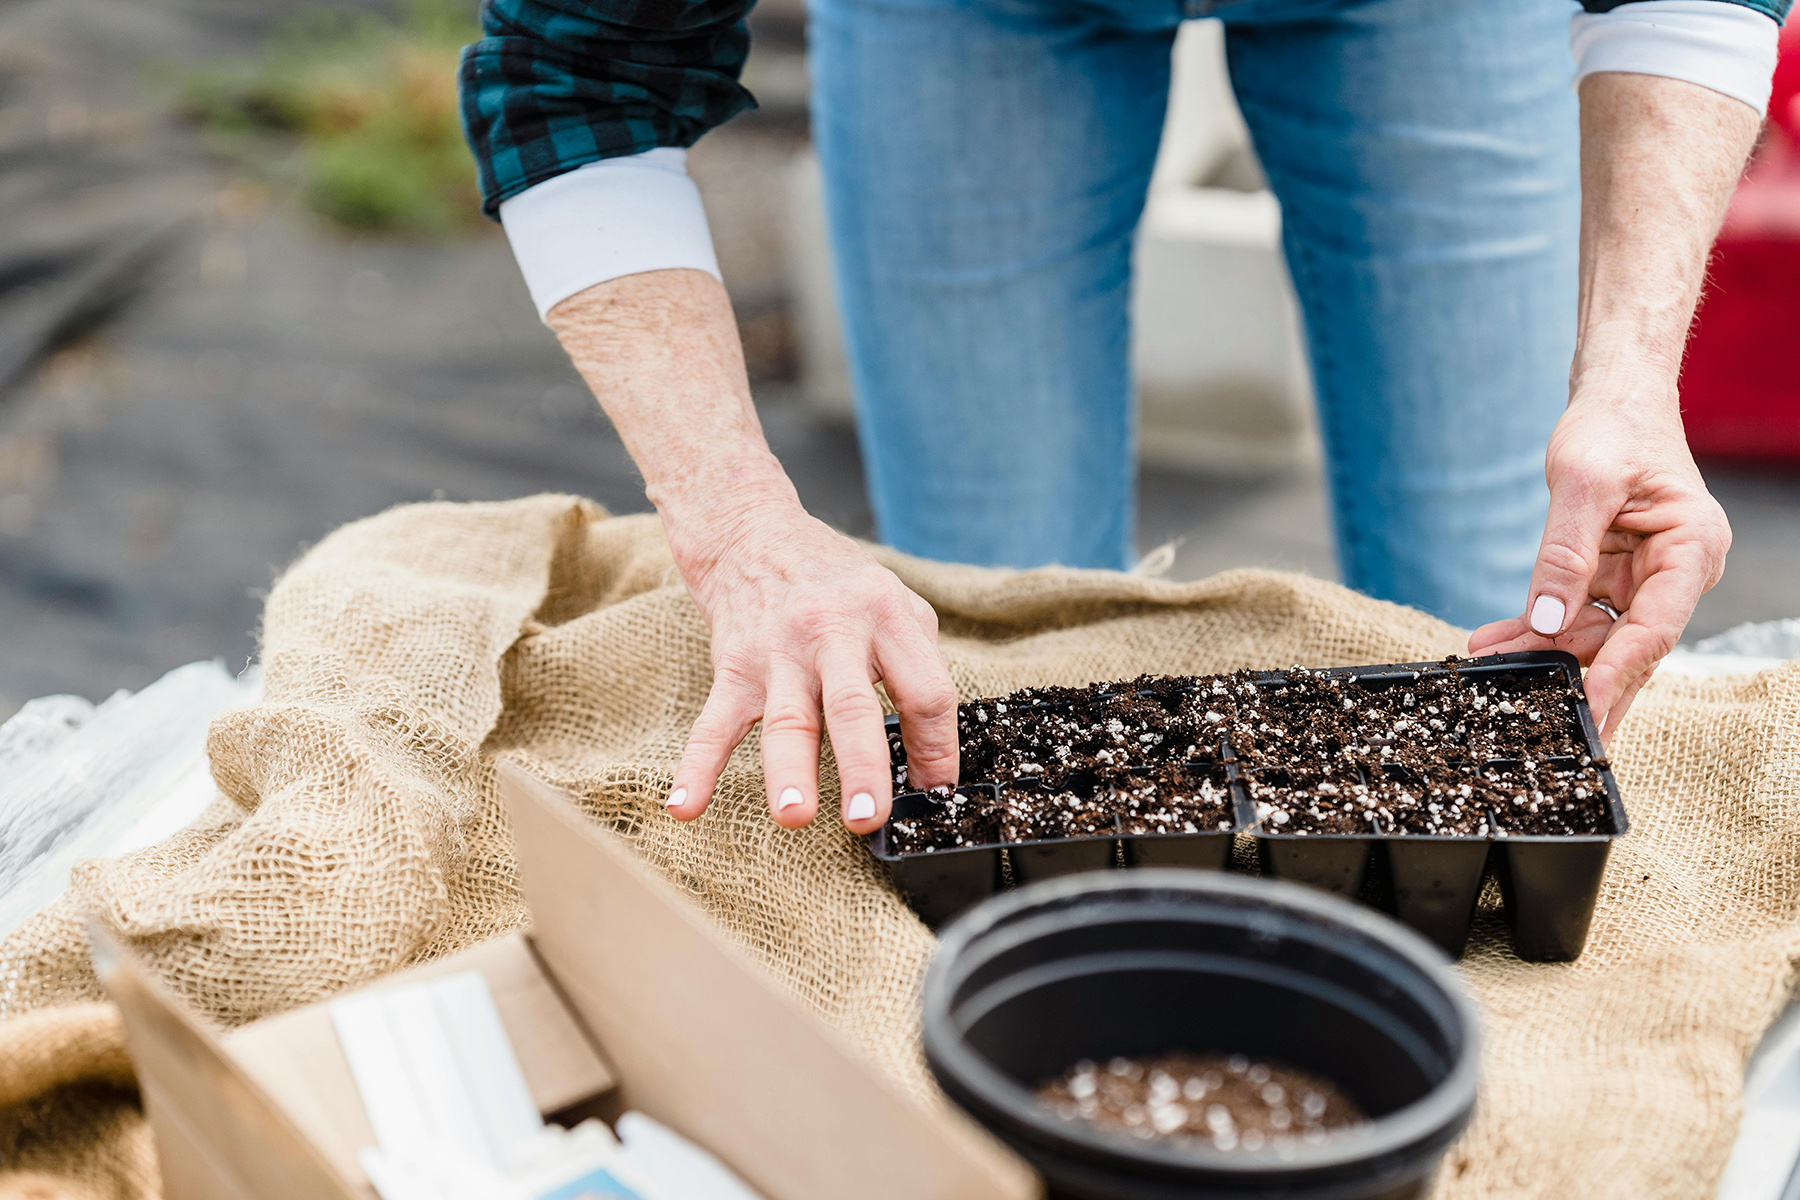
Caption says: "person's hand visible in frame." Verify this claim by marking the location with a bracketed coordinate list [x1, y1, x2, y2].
[1484, 72, 1758, 741]
[660, 488, 960, 833]
[1469, 391, 1730, 740]
[540, 270, 959, 832]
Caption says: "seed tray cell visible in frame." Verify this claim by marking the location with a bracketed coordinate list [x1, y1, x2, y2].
[873, 704, 1235, 927]
[871, 652, 1626, 958]
[1241, 653, 1628, 961]
[873, 786, 1005, 928]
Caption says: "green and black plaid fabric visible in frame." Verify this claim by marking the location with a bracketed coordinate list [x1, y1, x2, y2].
[460, 0, 1789, 219]
[459, 0, 757, 217]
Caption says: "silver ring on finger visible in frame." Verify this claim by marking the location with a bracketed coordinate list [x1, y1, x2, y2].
[1588, 598, 1623, 622]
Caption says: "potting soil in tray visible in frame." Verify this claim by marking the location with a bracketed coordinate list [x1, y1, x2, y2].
[886, 765, 1233, 853]
[1034, 1053, 1365, 1151]
[873, 651, 1628, 961]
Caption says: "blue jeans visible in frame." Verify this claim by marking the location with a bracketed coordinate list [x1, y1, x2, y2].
[808, 0, 1580, 629]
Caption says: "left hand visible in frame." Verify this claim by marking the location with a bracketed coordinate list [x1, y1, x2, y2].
[1468, 389, 1731, 741]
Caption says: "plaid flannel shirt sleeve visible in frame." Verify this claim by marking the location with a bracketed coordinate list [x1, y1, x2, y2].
[458, 0, 757, 218]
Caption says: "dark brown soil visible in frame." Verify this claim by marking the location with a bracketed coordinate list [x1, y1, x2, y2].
[1480, 761, 1612, 836]
[1248, 765, 1492, 836]
[883, 661, 1609, 852]
[887, 765, 1235, 855]
[887, 787, 1001, 852]
[1247, 769, 1383, 835]
[1224, 664, 1588, 773]
[1036, 1052, 1365, 1150]
[1372, 771, 1491, 836]
[959, 680, 1225, 787]
[887, 675, 1234, 854]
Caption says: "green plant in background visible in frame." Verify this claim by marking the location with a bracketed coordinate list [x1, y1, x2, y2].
[183, 0, 484, 236]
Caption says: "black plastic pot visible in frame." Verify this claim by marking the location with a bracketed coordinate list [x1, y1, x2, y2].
[923, 871, 1479, 1200]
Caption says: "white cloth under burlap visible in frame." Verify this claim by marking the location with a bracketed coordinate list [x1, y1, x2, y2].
[1, 495, 1797, 1200]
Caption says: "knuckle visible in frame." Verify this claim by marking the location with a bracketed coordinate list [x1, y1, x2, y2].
[760, 701, 821, 738]
[684, 718, 736, 752]
[1536, 540, 1595, 583]
[906, 681, 961, 731]
[1640, 624, 1680, 662]
[1709, 510, 1734, 555]
[710, 651, 760, 695]
[1548, 437, 1620, 483]
[822, 684, 882, 727]
[687, 695, 746, 744]
[868, 583, 916, 621]
[786, 588, 851, 629]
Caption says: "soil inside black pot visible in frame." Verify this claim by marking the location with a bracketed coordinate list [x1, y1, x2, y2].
[1035, 1053, 1365, 1151]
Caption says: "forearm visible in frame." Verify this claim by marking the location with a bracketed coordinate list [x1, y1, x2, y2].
[1573, 72, 1762, 402]
[547, 270, 799, 578]
[1479, 70, 1763, 731]
[548, 272, 960, 828]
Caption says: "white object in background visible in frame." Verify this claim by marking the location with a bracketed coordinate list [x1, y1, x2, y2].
[1662, 618, 1798, 680]
[332, 971, 544, 1176]
[785, 20, 1314, 476]
[1148, 17, 1252, 195]
[617, 1111, 765, 1200]
[1660, 649, 1789, 679]
[1719, 1003, 1800, 1200]
[785, 149, 853, 420]
[0, 692, 106, 771]
[1705, 616, 1800, 1200]
[106, 742, 238, 859]
[0, 660, 260, 938]
[1695, 618, 1800, 661]
[336, 973, 747, 1200]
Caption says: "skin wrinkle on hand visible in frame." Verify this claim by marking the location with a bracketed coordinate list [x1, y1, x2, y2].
[1473, 72, 1759, 743]
[546, 270, 959, 834]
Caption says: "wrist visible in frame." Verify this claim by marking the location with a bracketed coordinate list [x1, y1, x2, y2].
[650, 457, 806, 595]
[1568, 318, 1685, 413]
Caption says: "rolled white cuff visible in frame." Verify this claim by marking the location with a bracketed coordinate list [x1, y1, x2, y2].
[1572, 1, 1781, 116]
[498, 148, 722, 323]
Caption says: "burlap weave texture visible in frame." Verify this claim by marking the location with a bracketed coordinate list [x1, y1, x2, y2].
[1, 494, 1796, 1199]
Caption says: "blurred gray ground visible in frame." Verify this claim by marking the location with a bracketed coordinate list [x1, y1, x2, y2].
[1, 0, 1796, 716]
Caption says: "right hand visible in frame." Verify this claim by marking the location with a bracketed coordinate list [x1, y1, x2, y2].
[540, 269, 956, 832]
[661, 490, 960, 834]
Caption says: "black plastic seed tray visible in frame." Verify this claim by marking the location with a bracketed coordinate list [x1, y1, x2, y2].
[869, 785, 1006, 927]
[1238, 651, 1628, 961]
[869, 651, 1627, 958]
[871, 718, 1234, 929]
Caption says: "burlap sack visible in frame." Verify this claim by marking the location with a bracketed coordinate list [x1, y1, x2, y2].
[1, 495, 1795, 1199]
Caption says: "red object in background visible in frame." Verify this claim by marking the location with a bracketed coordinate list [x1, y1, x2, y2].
[1680, 22, 1800, 462]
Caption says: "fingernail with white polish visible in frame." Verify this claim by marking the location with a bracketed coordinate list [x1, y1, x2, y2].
[665, 787, 686, 809]
[776, 787, 804, 812]
[847, 792, 877, 822]
[1529, 595, 1565, 636]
